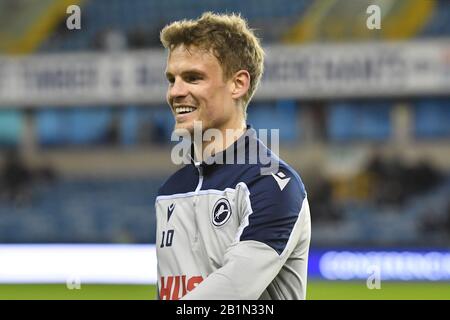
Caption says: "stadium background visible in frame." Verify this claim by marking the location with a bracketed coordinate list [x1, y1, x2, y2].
[0, 0, 449, 299]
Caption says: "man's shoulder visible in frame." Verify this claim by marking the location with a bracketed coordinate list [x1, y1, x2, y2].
[158, 164, 197, 197]
[240, 137, 306, 193]
[275, 158, 305, 194]
[238, 157, 309, 255]
[247, 157, 306, 200]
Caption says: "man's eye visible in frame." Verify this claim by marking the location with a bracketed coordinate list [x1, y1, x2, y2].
[186, 76, 201, 83]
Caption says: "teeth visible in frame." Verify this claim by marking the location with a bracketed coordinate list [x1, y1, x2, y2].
[175, 106, 196, 114]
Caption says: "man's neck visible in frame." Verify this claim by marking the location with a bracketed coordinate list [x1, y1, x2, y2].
[193, 124, 246, 164]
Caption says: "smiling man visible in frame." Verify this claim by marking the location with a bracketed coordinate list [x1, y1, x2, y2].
[155, 12, 311, 300]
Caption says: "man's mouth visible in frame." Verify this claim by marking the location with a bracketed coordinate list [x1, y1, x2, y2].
[175, 106, 197, 115]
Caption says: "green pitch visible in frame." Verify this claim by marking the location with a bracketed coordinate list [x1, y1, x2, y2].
[0, 281, 449, 300]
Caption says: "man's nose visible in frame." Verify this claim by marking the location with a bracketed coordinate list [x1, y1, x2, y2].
[169, 78, 188, 99]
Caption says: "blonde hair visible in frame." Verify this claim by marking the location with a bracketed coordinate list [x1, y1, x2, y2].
[160, 12, 265, 111]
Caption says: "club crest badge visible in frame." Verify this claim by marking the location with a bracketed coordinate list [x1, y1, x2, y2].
[212, 198, 232, 227]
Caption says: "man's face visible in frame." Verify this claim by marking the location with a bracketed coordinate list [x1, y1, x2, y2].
[165, 45, 238, 135]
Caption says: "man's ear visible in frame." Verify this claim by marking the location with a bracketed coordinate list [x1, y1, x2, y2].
[231, 70, 250, 100]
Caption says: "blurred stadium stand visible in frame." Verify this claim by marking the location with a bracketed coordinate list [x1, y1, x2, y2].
[0, 0, 449, 249]
[0, 176, 159, 243]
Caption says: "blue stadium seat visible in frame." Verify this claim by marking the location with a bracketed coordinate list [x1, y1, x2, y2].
[328, 102, 391, 141]
[36, 107, 112, 146]
[414, 99, 450, 138]
[420, 0, 450, 37]
[0, 177, 163, 243]
[40, 0, 310, 52]
[0, 110, 22, 147]
[247, 100, 299, 142]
